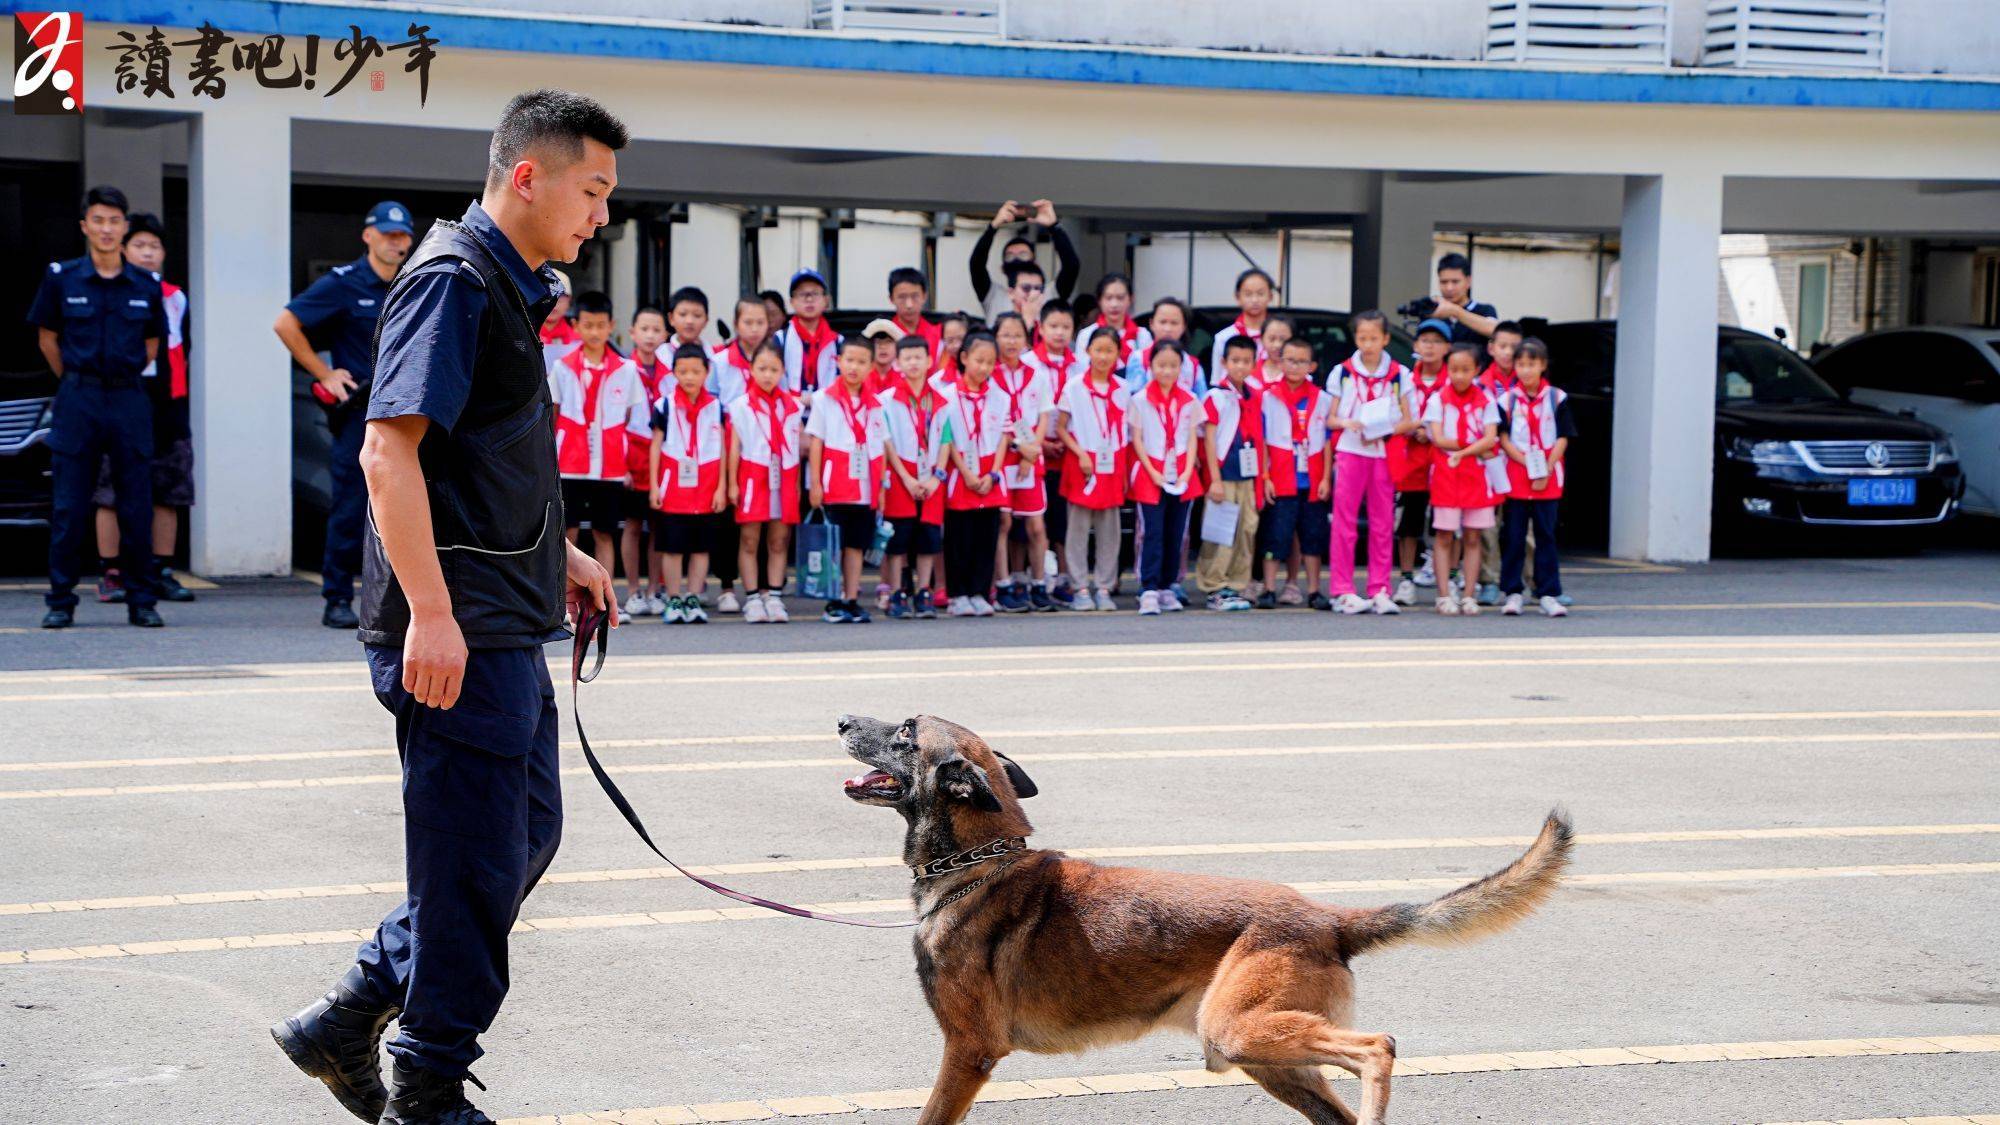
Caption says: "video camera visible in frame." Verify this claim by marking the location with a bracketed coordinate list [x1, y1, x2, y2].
[1395, 296, 1438, 321]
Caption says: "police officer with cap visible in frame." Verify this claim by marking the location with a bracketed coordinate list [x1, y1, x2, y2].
[274, 200, 415, 629]
[271, 89, 626, 1125]
[27, 185, 167, 629]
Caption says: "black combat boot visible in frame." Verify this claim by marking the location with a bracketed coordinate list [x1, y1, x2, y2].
[270, 977, 399, 1122]
[381, 1058, 494, 1125]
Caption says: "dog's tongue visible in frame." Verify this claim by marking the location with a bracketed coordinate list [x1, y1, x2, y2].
[845, 769, 893, 791]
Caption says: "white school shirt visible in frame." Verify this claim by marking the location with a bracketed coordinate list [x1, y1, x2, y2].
[1058, 375, 1133, 467]
[1332, 352, 1412, 459]
[706, 341, 755, 405]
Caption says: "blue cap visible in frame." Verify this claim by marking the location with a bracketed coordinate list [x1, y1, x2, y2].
[1415, 317, 1454, 340]
[788, 267, 829, 295]
[365, 201, 413, 235]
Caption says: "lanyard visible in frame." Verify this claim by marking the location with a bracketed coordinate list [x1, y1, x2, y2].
[905, 383, 936, 457]
[997, 363, 1030, 425]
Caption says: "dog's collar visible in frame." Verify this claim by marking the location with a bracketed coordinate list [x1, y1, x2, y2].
[912, 836, 1028, 880]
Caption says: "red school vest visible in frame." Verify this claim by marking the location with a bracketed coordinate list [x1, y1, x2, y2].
[1428, 382, 1500, 510]
[1259, 379, 1329, 499]
[551, 348, 642, 481]
[1502, 383, 1568, 500]
[810, 382, 885, 508]
[1058, 374, 1129, 510]
[877, 379, 946, 524]
[654, 388, 727, 515]
[1390, 367, 1448, 493]
[1128, 382, 1206, 505]
[942, 378, 1011, 511]
[729, 386, 803, 525]
[626, 354, 667, 485]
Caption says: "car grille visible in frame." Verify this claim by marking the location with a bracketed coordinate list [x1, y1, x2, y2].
[1796, 440, 1934, 474]
[0, 397, 51, 454]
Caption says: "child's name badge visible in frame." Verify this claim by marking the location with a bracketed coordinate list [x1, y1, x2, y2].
[676, 458, 698, 489]
[766, 463, 781, 494]
[1237, 445, 1258, 477]
[1163, 458, 1179, 487]
[1015, 418, 1036, 443]
[1526, 447, 1550, 480]
[850, 452, 868, 480]
[1094, 449, 1116, 475]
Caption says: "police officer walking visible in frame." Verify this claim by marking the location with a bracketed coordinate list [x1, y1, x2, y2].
[274, 201, 415, 629]
[271, 90, 625, 1125]
[27, 185, 167, 629]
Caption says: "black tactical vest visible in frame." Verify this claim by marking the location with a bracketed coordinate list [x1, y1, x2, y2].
[357, 219, 566, 648]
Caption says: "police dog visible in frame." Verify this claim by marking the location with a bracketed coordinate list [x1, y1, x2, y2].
[838, 713, 1572, 1125]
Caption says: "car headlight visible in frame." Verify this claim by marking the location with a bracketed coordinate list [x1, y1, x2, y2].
[1727, 438, 1804, 465]
[1937, 437, 1958, 464]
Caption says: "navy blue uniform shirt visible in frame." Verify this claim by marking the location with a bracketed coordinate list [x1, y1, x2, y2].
[368, 202, 559, 436]
[25, 257, 167, 379]
[286, 254, 394, 382]
[1450, 299, 1499, 347]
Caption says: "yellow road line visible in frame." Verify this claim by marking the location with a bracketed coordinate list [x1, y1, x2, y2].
[6, 650, 2000, 703]
[4, 634, 1996, 688]
[6, 861, 1998, 967]
[5, 729, 1994, 802]
[8, 821, 1990, 918]
[492, 1035, 2000, 1123]
[13, 706, 2000, 774]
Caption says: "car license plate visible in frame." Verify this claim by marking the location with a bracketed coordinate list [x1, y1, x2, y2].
[1847, 478, 1916, 506]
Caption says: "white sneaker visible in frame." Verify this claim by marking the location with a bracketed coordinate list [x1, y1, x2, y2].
[875, 583, 892, 611]
[1436, 596, 1459, 616]
[1336, 593, 1368, 615]
[1094, 589, 1117, 612]
[743, 592, 769, 624]
[1070, 591, 1095, 612]
[1138, 590, 1161, 616]
[1244, 581, 1266, 601]
[684, 600, 709, 624]
[1393, 579, 1416, 607]
[623, 593, 649, 618]
[764, 593, 790, 623]
[1459, 595, 1482, 617]
[663, 596, 687, 625]
[947, 596, 976, 617]
[1540, 595, 1568, 618]
[969, 595, 995, 617]
[1370, 592, 1400, 615]
[1413, 553, 1436, 588]
[1502, 593, 1524, 616]
[717, 589, 741, 614]
[1278, 583, 1304, 606]
[1159, 589, 1184, 612]
[645, 592, 665, 616]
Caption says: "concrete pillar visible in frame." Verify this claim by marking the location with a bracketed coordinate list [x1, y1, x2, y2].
[1609, 170, 1723, 563]
[82, 111, 169, 218]
[1350, 173, 1435, 315]
[187, 102, 293, 577]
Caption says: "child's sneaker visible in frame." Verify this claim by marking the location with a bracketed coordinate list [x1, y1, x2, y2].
[1436, 596, 1460, 616]
[948, 596, 976, 617]
[997, 584, 1029, 614]
[1370, 592, 1400, 615]
[1502, 593, 1524, 616]
[886, 590, 910, 620]
[645, 592, 666, 617]
[1224, 590, 1254, 612]
[1477, 583, 1501, 606]
[1137, 590, 1161, 616]
[969, 595, 995, 617]
[875, 582, 892, 611]
[764, 593, 790, 623]
[1558, 593, 1575, 607]
[743, 593, 769, 624]
[1279, 583, 1304, 606]
[717, 589, 741, 614]
[1254, 590, 1278, 610]
[1070, 590, 1095, 612]
[913, 589, 936, 619]
[1170, 582, 1189, 604]
[1393, 579, 1417, 606]
[1094, 589, 1117, 612]
[1459, 595, 1482, 617]
[1244, 581, 1266, 601]
[97, 570, 125, 603]
[1413, 553, 1436, 588]
[623, 592, 649, 618]
[663, 596, 688, 624]
[821, 600, 851, 623]
[1159, 589, 1183, 612]
[848, 600, 873, 623]
[1029, 584, 1057, 612]
[684, 599, 710, 624]
[1308, 591, 1333, 612]
[1205, 590, 1229, 612]
[1540, 595, 1569, 618]
[1336, 593, 1368, 615]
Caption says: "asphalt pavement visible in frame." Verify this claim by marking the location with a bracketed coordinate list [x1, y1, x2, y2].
[1, 547, 1997, 1124]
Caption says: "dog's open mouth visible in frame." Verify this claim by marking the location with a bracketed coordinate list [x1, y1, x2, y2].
[844, 769, 904, 804]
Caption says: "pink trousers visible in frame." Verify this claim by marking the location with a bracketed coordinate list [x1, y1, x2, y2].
[1331, 450, 1394, 597]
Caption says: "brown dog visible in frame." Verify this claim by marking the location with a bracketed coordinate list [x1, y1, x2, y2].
[838, 713, 1573, 1125]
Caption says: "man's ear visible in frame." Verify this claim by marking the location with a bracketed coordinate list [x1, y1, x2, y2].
[992, 750, 1037, 799]
[936, 757, 1002, 813]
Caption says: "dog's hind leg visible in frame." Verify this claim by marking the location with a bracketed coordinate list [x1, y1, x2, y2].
[1245, 1065, 1359, 1125]
[1200, 945, 1397, 1124]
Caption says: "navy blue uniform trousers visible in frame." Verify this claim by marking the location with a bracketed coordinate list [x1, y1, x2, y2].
[347, 644, 563, 1077]
[46, 379, 157, 611]
[322, 412, 368, 604]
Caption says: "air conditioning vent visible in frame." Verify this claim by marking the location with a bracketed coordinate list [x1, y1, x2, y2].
[1702, 0, 1888, 71]
[1486, 1, 1671, 66]
[811, 0, 1006, 38]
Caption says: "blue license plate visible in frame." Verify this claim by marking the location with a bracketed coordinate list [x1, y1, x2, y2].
[1848, 478, 1916, 506]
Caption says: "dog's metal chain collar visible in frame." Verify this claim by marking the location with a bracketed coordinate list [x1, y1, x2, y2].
[921, 857, 1021, 921]
[912, 836, 1029, 880]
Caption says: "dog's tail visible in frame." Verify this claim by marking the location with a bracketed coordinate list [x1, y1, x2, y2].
[1337, 810, 1573, 959]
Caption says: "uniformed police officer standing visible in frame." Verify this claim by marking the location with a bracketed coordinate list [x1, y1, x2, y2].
[274, 201, 416, 629]
[271, 90, 626, 1125]
[27, 185, 167, 629]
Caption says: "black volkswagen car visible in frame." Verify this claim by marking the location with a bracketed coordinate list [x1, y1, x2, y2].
[1534, 321, 1963, 546]
[0, 370, 57, 529]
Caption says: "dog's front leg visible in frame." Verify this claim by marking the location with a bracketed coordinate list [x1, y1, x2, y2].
[916, 1040, 1005, 1125]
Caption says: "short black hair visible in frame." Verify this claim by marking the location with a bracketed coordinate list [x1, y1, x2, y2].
[1492, 319, 1524, 339]
[1351, 309, 1389, 335]
[1234, 267, 1274, 294]
[1003, 259, 1045, 286]
[939, 311, 971, 331]
[1149, 338, 1186, 364]
[1095, 272, 1134, 300]
[1003, 235, 1033, 254]
[1038, 297, 1074, 324]
[1517, 337, 1550, 363]
[1280, 336, 1315, 358]
[1437, 252, 1472, 276]
[958, 331, 998, 364]
[887, 266, 928, 296]
[667, 286, 709, 314]
[1223, 334, 1260, 358]
[841, 336, 877, 356]
[895, 334, 930, 353]
[123, 212, 167, 245]
[83, 185, 129, 219]
[486, 89, 628, 191]
[759, 289, 786, 313]
[1447, 342, 1483, 366]
[992, 311, 1028, 338]
[671, 343, 710, 367]
[632, 304, 666, 324]
[572, 290, 614, 319]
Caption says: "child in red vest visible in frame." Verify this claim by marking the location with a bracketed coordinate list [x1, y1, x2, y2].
[1497, 337, 1573, 617]
[779, 269, 840, 396]
[1078, 273, 1152, 371]
[878, 335, 947, 620]
[1473, 320, 1525, 604]
[1195, 334, 1264, 611]
[1128, 339, 1205, 615]
[727, 341, 802, 624]
[807, 337, 888, 623]
[1256, 336, 1332, 610]
[1392, 319, 1451, 604]
[1422, 343, 1503, 616]
[549, 291, 645, 580]
[1056, 328, 1131, 611]
[1327, 311, 1416, 615]
[991, 311, 1058, 612]
[648, 343, 727, 624]
[1027, 299, 1083, 601]
[621, 305, 670, 618]
[1210, 267, 1274, 376]
[940, 333, 1013, 616]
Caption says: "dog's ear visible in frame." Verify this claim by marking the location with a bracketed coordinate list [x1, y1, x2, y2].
[936, 756, 1003, 812]
[992, 750, 1037, 799]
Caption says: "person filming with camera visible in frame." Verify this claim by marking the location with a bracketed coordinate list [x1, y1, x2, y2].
[1403, 252, 1498, 346]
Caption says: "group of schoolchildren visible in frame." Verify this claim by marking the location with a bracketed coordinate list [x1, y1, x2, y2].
[538, 261, 1573, 625]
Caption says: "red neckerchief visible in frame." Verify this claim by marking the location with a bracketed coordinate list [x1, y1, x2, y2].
[1083, 373, 1118, 447]
[1344, 353, 1397, 406]
[1515, 382, 1552, 452]
[1032, 340, 1072, 376]
[746, 382, 794, 462]
[1480, 363, 1517, 399]
[1277, 378, 1316, 448]
[673, 386, 711, 466]
[1145, 381, 1185, 453]
[994, 358, 1033, 425]
[540, 318, 579, 346]
[791, 315, 835, 370]
[1094, 315, 1140, 362]
[570, 347, 611, 425]
[1441, 381, 1489, 449]
[893, 377, 938, 456]
[719, 341, 753, 375]
[1410, 362, 1448, 416]
[958, 375, 993, 455]
[632, 353, 665, 400]
[831, 379, 872, 451]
